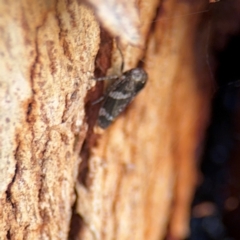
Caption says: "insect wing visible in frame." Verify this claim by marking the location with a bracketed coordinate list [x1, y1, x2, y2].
[98, 77, 135, 128]
[97, 68, 148, 129]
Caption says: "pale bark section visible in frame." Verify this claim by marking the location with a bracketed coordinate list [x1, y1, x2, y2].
[0, 1, 99, 239]
[76, 1, 211, 240]
[86, 0, 142, 46]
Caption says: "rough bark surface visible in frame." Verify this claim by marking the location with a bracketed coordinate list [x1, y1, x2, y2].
[0, 1, 99, 239]
[0, 0, 214, 239]
[76, 0, 212, 240]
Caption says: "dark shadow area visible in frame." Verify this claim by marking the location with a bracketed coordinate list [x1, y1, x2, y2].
[189, 25, 240, 240]
[78, 28, 112, 187]
[68, 29, 113, 239]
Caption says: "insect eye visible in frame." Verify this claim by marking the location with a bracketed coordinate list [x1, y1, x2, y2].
[131, 68, 147, 83]
[134, 75, 142, 82]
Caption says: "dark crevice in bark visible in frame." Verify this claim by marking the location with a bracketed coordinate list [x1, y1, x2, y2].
[69, 214, 88, 240]
[68, 194, 85, 240]
[6, 229, 11, 240]
[26, 101, 34, 123]
[78, 28, 113, 187]
[69, 28, 113, 239]
[5, 140, 20, 209]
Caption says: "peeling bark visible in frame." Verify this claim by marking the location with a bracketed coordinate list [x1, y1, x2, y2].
[75, 0, 212, 240]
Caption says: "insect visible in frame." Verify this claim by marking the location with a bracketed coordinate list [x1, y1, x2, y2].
[94, 67, 148, 129]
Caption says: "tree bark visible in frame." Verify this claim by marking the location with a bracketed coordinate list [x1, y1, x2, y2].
[0, 1, 99, 239]
[75, 0, 213, 239]
[0, 0, 213, 239]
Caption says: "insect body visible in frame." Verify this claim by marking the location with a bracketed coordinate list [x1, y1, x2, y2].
[97, 68, 148, 129]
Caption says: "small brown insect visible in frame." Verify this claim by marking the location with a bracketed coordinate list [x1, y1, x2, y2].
[95, 68, 148, 129]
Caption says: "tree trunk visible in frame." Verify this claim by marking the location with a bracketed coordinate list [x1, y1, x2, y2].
[0, 1, 99, 239]
[0, 0, 214, 239]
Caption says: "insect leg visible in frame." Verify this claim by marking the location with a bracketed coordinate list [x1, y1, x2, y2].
[116, 38, 124, 73]
[92, 96, 105, 105]
[91, 75, 119, 81]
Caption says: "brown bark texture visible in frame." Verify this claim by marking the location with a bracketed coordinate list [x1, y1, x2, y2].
[0, 0, 214, 239]
[0, 1, 99, 239]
